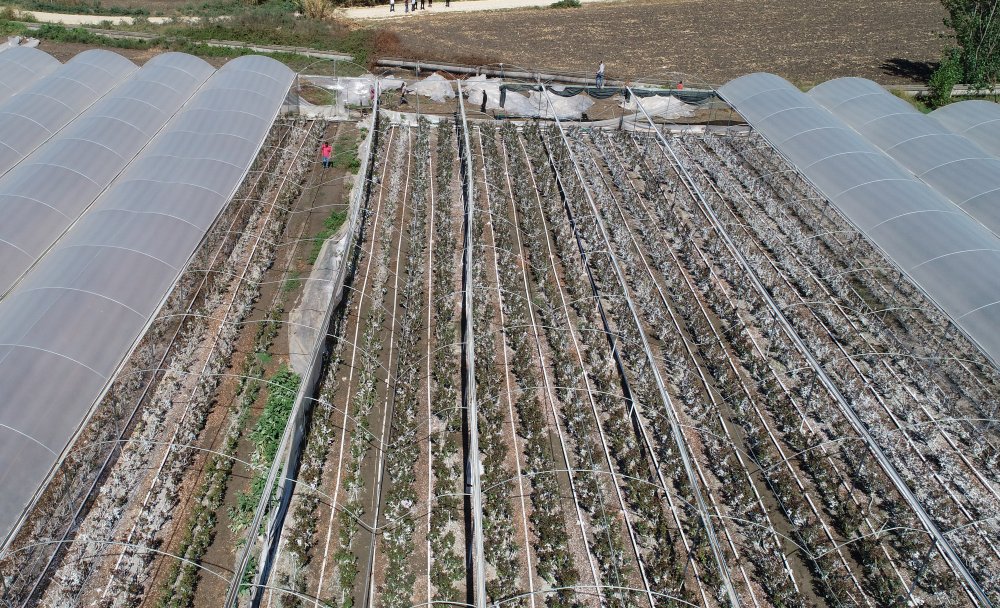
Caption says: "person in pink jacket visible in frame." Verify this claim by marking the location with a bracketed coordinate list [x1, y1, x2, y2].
[321, 142, 332, 168]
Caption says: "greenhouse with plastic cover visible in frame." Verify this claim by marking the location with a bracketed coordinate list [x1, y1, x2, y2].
[0, 45, 998, 608]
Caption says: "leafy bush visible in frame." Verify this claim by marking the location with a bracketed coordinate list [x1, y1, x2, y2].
[929, 48, 963, 107]
[550, 0, 581, 7]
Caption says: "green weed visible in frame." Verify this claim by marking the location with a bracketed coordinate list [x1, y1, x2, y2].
[309, 209, 348, 265]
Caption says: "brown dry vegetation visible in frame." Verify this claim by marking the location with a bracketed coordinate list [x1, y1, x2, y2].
[378, 0, 950, 85]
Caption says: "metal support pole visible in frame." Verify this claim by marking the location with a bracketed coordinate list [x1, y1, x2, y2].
[456, 80, 487, 608]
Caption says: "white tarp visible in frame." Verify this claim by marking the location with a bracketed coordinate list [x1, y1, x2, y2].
[468, 79, 606, 120]
[623, 95, 696, 119]
[409, 72, 455, 102]
[465, 74, 502, 107]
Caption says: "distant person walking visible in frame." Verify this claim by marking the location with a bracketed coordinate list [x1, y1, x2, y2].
[677, 80, 684, 90]
[405, 0, 409, 12]
[321, 142, 332, 168]
[389, 0, 395, 11]
[411, 0, 417, 11]
[420, 0, 425, 9]
[445, 0, 450, 6]
[596, 61, 606, 88]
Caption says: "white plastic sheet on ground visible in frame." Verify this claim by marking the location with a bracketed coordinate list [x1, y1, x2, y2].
[1, 36, 37, 49]
[623, 95, 696, 120]
[493, 88, 594, 120]
[409, 72, 455, 102]
[464, 74, 503, 108]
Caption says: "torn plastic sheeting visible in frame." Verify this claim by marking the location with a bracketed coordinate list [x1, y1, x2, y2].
[623, 95, 696, 119]
[339, 76, 407, 105]
[409, 72, 455, 102]
[302, 75, 405, 106]
[464, 74, 502, 107]
[497, 89, 594, 120]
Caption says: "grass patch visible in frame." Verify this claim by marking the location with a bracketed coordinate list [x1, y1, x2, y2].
[889, 88, 932, 113]
[309, 209, 349, 265]
[19, 0, 148, 16]
[0, 19, 359, 73]
[282, 271, 301, 293]
[331, 132, 360, 172]
[9, 0, 377, 65]
[0, 15, 29, 34]
[229, 365, 300, 534]
[300, 85, 336, 106]
[33, 21, 153, 46]
[156, 6, 376, 63]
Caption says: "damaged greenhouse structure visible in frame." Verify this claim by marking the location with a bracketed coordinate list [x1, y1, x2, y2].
[0, 52, 998, 608]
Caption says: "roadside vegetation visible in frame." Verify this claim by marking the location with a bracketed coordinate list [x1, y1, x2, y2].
[0, 17, 375, 68]
[929, 0, 998, 106]
[20, 0, 148, 15]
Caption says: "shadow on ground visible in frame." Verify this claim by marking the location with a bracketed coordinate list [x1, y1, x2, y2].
[881, 58, 938, 83]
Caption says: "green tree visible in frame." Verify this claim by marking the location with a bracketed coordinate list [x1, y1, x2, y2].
[934, 0, 1000, 94]
[929, 48, 964, 105]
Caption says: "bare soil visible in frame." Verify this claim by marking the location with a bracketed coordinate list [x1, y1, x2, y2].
[379, 0, 949, 86]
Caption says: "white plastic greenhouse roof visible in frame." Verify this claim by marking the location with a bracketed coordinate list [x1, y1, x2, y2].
[719, 73, 1000, 370]
[0, 52, 215, 296]
[0, 53, 295, 547]
[0, 47, 61, 103]
[0, 50, 137, 179]
[930, 100, 1000, 159]
[809, 77, 1000, 239]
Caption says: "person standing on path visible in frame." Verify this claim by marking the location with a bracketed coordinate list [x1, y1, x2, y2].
[445, 0, 450, 6]
[596, 60, 606, 88]
[389, 0, 395, 11]
[321, 142, 332, 168]
[420, 0, 425, 9]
